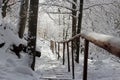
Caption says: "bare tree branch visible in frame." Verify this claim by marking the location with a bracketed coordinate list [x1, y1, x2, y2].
[40, 3, 77, 11]
[46, 11, 72, 14]
[83, 2, 114, 10]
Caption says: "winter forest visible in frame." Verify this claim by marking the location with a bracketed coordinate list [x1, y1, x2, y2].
[0, 0, 120, 80]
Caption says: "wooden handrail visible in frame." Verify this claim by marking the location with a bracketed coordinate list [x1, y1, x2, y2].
[57, 33, 81, 43]
[57, 32, 120, 58]
[80, 32, 120, 58]
[54, 32, 120, 80]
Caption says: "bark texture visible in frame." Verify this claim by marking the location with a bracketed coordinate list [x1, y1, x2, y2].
[18, 0, 29, 38]
[75, 0, 84, 63]
[27, 0, 39, 70]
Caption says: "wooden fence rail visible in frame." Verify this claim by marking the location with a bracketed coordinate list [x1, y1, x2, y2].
[53, 32, 120, 80]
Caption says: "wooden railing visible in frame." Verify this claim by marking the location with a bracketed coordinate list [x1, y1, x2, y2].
[52, 32, 120, 80]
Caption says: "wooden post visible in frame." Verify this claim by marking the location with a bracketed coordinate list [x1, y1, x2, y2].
[50, 40, 54, 53]
[54, 42, 57, 54]
[67, 42, 70, 72]
[83, 39, 89, 80]
[71, 41, 75, 79]
[63, 43, 65, 65]
[58, 43, 60, 59]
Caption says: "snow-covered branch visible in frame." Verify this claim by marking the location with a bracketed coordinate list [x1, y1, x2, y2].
[46, 11, 71, 14]
[83, 2, 114, 10]
[40, 3, 77, 11]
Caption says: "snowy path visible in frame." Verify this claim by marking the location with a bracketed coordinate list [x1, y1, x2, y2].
[35, 39, 120, 80]
[35, 40, 73, 80]
[0, 38, 120, 80]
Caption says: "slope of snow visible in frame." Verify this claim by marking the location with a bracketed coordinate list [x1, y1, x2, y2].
[0, 1, 120, 80]
[35, 37, 120, 80]
[0, 24, 120, 80]
[0, 18, 39, 80]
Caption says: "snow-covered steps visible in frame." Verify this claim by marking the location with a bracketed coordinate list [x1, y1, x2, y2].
[36, 63, 73, 80]
[39, 71, 72, 79]
[35, 41, 74, 80]
[39, 72, 72, 80]
[35, 54, 73, 80]
[39, 78, 72, 80]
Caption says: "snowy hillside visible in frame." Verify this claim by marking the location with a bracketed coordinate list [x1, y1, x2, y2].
[0, 25, 38, 80]
[0, 22, 120, 80]
[0, 0, 120, 80]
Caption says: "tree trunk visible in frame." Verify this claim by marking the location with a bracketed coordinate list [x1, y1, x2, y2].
[0, 0, 2, 24]
[0, 0, 2, 8]
[72, 0, 77, 57]
[75, 0, 84, 63]
[27, 0, 39, 70]
[2, 0, 9, 18]
[72, 0, 77, 37]
[18, 0, 29, 38]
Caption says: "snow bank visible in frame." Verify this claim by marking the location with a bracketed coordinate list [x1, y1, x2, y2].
[0, 16, 38, 80]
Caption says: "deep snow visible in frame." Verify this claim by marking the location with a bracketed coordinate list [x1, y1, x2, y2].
[0, 25, 120, 80]
[0, 1, 120, 79]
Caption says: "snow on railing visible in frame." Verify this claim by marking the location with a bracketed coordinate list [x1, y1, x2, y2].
[52, 32, 120, 80]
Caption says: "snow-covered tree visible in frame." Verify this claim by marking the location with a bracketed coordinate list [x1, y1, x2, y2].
[18, 0, 29, 38]
[75, 0, 84, 63]
[27, 0, 39, 70]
